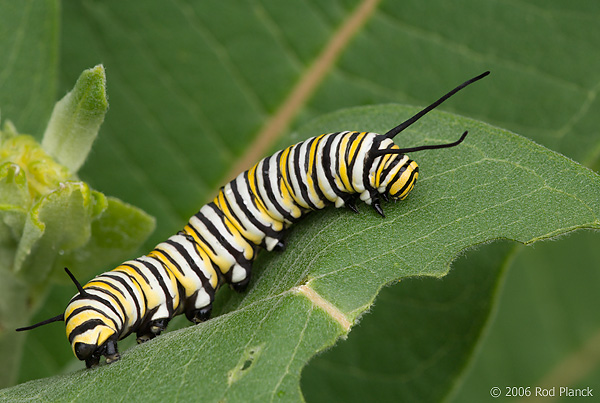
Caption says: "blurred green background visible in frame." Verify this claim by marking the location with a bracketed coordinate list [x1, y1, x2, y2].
[1, 0, 599, 400]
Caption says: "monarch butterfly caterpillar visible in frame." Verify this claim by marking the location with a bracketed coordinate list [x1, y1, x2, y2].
[17, 71, 490, 368]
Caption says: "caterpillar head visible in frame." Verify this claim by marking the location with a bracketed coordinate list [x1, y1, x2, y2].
[372, 151, 420, 201]
[371, 127, 468, 202]
[367, 130, 467, 214]
[362, 71, 490, 215]
[371, 71, 489, 202]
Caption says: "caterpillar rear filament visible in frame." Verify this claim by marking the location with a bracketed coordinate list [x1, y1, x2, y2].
[17, 71, 489, 368]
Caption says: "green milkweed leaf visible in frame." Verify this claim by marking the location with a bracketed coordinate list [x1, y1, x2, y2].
[41, 65, 108, 173]
[1, 106, 598, 401]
